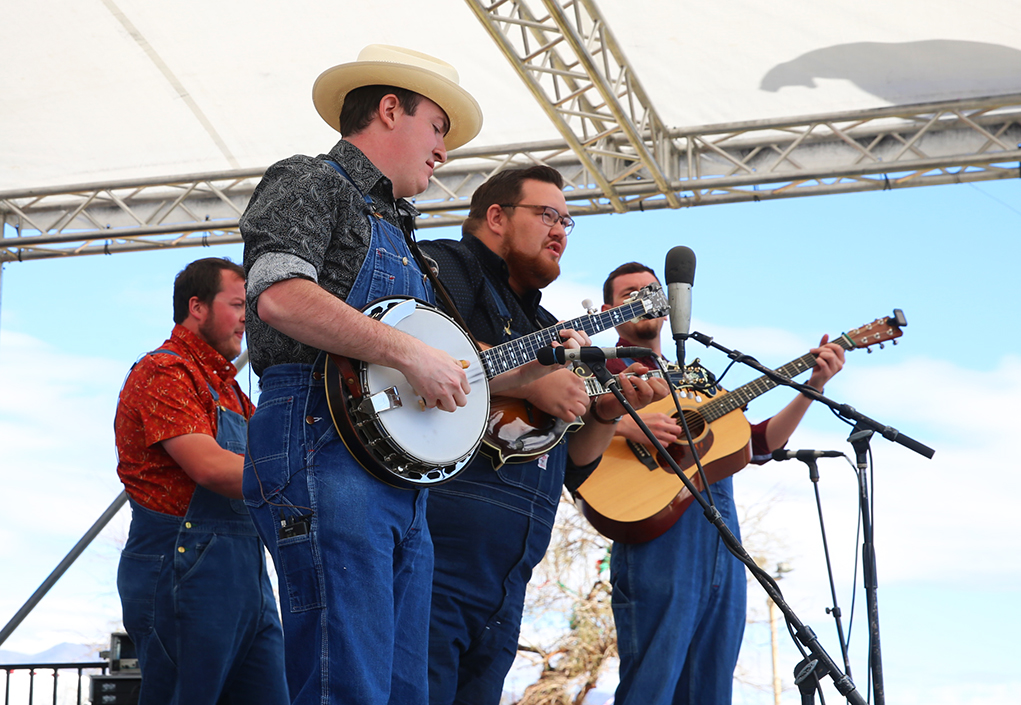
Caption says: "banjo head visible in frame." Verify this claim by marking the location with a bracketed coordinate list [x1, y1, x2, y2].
[362, 300, 489, 470]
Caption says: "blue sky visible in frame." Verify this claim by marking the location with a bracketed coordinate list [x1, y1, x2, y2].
[1, 177, 1019, 703]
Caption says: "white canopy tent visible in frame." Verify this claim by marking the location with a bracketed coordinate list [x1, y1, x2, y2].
[2, 0, 1021, 260]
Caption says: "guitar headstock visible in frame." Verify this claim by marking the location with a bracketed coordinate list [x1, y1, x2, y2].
[840, 309, 907, 352]
[629, 283, 670, 319]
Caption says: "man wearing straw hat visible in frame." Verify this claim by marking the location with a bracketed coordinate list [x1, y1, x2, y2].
[240, 45, 502, 705]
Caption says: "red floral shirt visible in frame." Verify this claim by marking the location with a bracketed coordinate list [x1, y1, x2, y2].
[115, 325, 254, 516]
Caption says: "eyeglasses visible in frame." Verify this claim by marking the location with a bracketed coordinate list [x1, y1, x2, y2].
[500, 204, 575, 235]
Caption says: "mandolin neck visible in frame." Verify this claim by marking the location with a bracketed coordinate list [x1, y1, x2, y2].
[479, 298, 653, 379]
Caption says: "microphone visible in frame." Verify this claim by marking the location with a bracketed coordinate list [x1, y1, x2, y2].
[536, 346, 655, 366]
[664, 246, 696, 368]
[771, 449, 845, 462]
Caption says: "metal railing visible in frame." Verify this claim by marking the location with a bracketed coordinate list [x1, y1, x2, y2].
[1, 662, 108, 705]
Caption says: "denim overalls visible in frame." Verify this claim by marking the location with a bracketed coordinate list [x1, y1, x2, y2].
[117, 353, 287, 705]
[243, 164, 435, 705]
[426, 278, 569, 705]
[610, 475, 745, 705]
[609, 348, 745, 704]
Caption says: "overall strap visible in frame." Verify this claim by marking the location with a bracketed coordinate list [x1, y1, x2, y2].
[146, 348, 224, 403]
[324, 160, 373, 210]
[324, 159, 476, 341]
[479, 272, 514, 342]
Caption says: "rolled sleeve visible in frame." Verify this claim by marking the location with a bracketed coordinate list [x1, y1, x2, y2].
[247, 252, 319, 303]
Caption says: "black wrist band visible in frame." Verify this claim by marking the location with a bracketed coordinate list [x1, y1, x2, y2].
[591, 405, 622, 425]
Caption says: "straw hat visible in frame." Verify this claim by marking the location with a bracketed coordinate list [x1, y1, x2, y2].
[312, 44, 483, 151]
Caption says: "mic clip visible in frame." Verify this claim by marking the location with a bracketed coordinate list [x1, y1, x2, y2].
[279, 512, 313, 540]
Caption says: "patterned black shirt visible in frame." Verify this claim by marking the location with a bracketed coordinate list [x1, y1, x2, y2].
[241, 139, 420, 375]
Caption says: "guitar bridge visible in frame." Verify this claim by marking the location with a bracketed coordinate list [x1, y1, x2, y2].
[358, 386, 403, 415]
[627, 440, 660, 471]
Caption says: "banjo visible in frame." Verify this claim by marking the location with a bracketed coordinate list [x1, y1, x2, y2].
[324, 284, 668, 489]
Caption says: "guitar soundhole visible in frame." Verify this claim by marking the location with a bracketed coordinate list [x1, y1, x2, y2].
[657, 409, 713, 475]
[674, 409, 706, 439]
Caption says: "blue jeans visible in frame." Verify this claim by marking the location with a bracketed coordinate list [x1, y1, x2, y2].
[427, 443, 567, 705]
[243, 363, 432, 705]
[611, 477, 746, 705]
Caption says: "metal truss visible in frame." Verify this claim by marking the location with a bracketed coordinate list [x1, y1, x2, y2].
[465, 0, 682, 212]
[3, 93, 1021, 263]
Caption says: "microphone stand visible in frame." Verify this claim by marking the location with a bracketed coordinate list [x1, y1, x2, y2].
[685, 330, 935, 705]
[686, 332, 935, 461]
[848, 425, 884, 704]
[583, 358, 868, 705]
[798, 454, 853, 680]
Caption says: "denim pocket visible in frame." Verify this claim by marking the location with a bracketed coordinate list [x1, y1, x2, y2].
[174, 535, 215, 586]
[366, 247, 407, 301]
[117, 551, 163, 635]
[272, 485, 325, 613]
[277, 529, 325, 613]
[243, 393, 295, 505]
[495, 451, 563, 508]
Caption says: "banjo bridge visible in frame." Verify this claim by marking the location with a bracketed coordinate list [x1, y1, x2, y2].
[358, 386, 403, 415]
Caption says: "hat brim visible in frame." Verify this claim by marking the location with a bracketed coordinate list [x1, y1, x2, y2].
[312, 61, 483, 151]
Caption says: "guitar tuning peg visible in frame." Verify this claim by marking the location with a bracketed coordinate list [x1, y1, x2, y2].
[879, 342, 885, 349]
[892, 340, 898, 345]
[866, 348, 873, 354]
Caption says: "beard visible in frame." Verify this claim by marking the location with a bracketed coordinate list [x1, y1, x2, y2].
[504, 246, 561, 291]
[199, 319, 241, 361]
[620, 317, 663, 343]
[630, 321, 662, 341]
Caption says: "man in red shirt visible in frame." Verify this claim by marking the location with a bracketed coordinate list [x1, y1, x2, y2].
[114, 257, 286, 705]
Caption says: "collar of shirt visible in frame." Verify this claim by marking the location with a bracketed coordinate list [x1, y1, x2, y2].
[327, 139, 421, 225]
[169, 324, 239, 386]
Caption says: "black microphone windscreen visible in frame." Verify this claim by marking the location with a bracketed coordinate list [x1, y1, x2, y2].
[536, 347, 559, 366]
[664, 246, 696, 286]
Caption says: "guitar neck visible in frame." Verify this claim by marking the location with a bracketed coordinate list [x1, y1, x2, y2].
[699, 333, 855, 423]
[479, 298, 652, 379]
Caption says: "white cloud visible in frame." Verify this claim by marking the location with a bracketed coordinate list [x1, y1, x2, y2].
[739, 354, 1021, 589]
[728, 353, 1021, 702]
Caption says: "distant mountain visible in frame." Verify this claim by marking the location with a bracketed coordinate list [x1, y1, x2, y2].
[0, 642, 100, 665]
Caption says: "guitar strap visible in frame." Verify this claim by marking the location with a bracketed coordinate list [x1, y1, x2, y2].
[324, 159, 479, 350]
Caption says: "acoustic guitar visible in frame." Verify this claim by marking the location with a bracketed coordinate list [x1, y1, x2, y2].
[574, 311, 906, 543]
